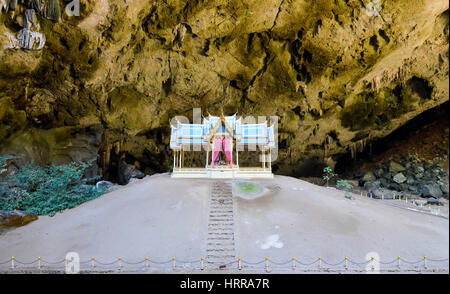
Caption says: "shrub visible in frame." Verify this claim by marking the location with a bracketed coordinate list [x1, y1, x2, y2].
[336, 179, 354, 199]
[322, 166, 338, 187]
[0, 157, 103, 215]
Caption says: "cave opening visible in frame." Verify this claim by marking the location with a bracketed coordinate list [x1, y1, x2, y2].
[335, 100, 449, 177]
[407, 76, 433, 100]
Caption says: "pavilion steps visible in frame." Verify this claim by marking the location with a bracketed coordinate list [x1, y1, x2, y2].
[205, 181, 237, 269]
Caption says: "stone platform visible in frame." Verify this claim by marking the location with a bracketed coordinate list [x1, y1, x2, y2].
[171, 167, 273, 179]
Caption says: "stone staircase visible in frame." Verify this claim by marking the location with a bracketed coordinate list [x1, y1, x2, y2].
[206, 181, 236, 269]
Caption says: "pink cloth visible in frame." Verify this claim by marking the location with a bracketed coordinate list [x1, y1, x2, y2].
[211, 137, 222, 167]
[211, 137, 232, 167]
[223, 137, 232, 167]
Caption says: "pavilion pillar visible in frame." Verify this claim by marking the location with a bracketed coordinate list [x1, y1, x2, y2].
[179, 149, 182, 168]
[236, 147, 239, 168]
[206, 149, 209, 168]
[263, 151, 266, 170]
[269, 149, 272, 170]
[230, 141, 233, 168]
[173, 151, 176, 169]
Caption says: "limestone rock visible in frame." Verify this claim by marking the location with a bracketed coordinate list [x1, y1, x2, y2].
[389, 161, 406, 173]
[440, 182, 449, 195]
[426, 198, 443, 206]
[393, 173, 407, 184]
[362, 171, 376, 182]
[368, 189, 395, 200]
[420, 184, 443, 198]
[363, 180, 381, 190]
[0, 210, 38, 227]
[0, 0, 448, 179]
[95, 180, 118, 193]
[118, 160, 145, 185]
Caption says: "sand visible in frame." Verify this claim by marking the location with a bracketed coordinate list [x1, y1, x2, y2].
[0, 174, 448, 273]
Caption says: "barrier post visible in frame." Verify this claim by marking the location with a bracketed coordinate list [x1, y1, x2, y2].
[118, 257, 122, 269]
[238, 257, 242, 270]
[201, 257, 204, 270]
[38, 256, 41, 270]
[172, 257, 176, 270]
[345, 256, 348, 270]
[424, 256, 427, 269]
[146, 257, 149, 269]
[265, 257, 269, 272]
[91, 257, 95, 269]
[11, 256, 15, 269]
[397, 256, 401, 269]
[292, 257, 296, 270]
[371, 256, 375, 271]
[318, 256, 322, 270]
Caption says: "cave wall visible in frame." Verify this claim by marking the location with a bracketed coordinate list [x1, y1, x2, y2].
[0, 0, 449, 179]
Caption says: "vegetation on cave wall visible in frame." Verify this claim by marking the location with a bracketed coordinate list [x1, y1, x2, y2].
[0, 0, 448, 178]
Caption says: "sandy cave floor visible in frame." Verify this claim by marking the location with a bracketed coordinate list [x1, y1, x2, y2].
[0, 174, 448, 273]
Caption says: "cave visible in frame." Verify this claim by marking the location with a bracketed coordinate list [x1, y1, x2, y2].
[406, 76, 433, 100]
[335, 100, 449, 177]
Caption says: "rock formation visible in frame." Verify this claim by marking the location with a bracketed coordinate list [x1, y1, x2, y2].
[0, 0, 448, 180]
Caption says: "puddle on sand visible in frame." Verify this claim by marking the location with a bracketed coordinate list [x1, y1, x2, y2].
[232, 181, 268, 200]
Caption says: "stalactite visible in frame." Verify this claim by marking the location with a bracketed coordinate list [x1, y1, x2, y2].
[349, 134, 372, 160]
[114, 141, 121, 155]
[323, 134, 333, 161]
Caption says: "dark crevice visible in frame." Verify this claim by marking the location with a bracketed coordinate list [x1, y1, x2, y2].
[407, 76, 433, 100]
[378, 29, 390, 43]
[335, 100, 449, 174]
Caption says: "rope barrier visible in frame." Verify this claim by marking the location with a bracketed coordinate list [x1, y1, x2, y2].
[14, 259, 38, 265]
[400, 258, 425, 264]
[376, 258, 398, 265]
[0, 256, 447, 272]
[322, 259, 346, 267]
[95, 260, 118, 266]
[295, 258, 320, 266]
[267, 259, 292, 265]
[176, 259, 202, 264]
[241, 259, 266, 265]
[41, 259, 66, 265]
[122, 259, 146, 265]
